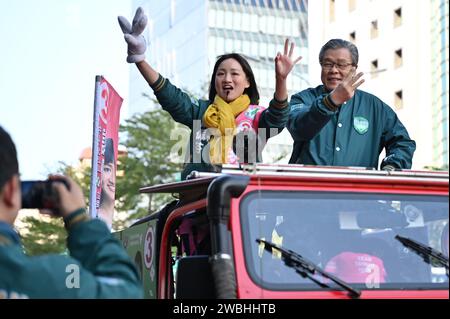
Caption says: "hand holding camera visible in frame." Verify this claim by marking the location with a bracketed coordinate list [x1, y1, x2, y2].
[21, 175, 85, 217]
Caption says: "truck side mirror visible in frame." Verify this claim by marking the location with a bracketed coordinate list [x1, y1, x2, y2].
[175, 255, 215, 299]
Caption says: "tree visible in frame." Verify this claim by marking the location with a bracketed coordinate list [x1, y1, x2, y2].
[114, 107, 184, 228]
[114, 87, 206, 228]
[20, 95, 190, 253]
[20, 215, 67, 255]
[423, 164, 449, 171]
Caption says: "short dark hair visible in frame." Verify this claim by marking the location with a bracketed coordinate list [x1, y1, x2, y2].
[319, 39, 359, 66]
[0, 126, 19, 190]
[208, 53, 260, 105]
[104, 138, 115, 165]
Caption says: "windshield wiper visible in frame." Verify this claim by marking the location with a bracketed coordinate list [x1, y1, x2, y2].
[256, 239, 361, 298]
[395, 235, 449, 275]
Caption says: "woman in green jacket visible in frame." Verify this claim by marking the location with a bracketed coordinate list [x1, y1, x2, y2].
[118, 7, 301, 179]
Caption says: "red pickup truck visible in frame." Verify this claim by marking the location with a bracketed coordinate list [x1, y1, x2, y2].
[115, 164, 449, 299]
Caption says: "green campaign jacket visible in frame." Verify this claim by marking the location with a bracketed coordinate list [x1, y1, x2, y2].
[287, 85, 416, 169]
[0, 216, 143, 299]
[151, 75, 289, 179]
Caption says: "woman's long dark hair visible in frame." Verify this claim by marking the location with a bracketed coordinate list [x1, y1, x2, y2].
[208, 53, 260, 105]
[104, 138, 115, 165]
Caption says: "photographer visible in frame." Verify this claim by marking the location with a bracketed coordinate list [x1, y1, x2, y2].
[0, 126, 143, 298]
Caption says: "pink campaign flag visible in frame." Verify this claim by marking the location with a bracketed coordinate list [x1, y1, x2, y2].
[89, 76, 123, 229]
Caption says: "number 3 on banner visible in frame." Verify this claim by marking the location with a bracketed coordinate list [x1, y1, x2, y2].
[144, 226, 155, 269]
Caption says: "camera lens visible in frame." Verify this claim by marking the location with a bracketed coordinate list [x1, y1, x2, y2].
[21, 181, 45, 209]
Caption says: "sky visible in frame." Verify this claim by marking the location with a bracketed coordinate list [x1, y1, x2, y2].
[0, 0, 132, 179]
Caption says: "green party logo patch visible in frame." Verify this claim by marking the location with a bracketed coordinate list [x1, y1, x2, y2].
[353, 116, 369, 134]
[245, 108, 258, 118]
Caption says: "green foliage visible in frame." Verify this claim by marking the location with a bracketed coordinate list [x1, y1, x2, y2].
[19, 163, 91, 256]
[20, 100, 187, 252]
[115, 108, 183, 226]
[272, 148, 290, 163]
[423, 164, 449, 171]
[20, 216, 67, 255]
[58, 162, 92, 204]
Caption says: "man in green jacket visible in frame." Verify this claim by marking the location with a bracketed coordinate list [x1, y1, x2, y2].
[0, 126, 143, 298]
[287, 39, 416, 170]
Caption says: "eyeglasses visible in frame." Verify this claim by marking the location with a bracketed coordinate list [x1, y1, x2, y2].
[321, 62, 354, 71]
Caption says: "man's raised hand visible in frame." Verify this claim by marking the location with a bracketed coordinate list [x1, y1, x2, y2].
[330, 68, 365, 105]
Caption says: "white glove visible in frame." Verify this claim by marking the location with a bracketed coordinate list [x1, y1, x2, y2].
[118, 7, 148, 63]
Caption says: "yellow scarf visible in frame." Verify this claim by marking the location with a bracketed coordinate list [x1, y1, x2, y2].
[203, 94, 250, 164]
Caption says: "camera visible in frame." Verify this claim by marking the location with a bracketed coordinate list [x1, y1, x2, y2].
[21, 179, 70, 216]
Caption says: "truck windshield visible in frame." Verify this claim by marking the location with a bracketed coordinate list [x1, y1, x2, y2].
[240, 191, 449, 291]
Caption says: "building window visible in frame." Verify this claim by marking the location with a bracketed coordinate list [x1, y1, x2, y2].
[267, 15, 275, 34]
[276, 16, 284, 35]
[232, 11, 241, 30]
[292, 19, 300, 36]
[225, 11, 233, 30]
[261, 68, 269, 88]
[394, 90, 403, 110]
[371, 20, 378, 39]
[252, 42, 260, 58]
[284, 18, 292, 36]
[293, 74, 301, 91]
[259, 15, 267, 34]
[371, 59, 379, 78]
[235, 39, 242, 53]
[394, 7, 402, 28]
[216, 10, 225, 29]
[259, 42, 267, 58]
[349, 31, 356, 42]
[242, 13, 250, 32]
[216, 37, 225, 53]
[330, 0, 335, 22]
[394, 48, 403, 68]
[225, 38, 233, 53]
[250, 14, 258, 32]
[243, 40, 251, 55]
[208, 9, 216, 28]
[268, 43, 276, 58]
[349, 0, 356, 11]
